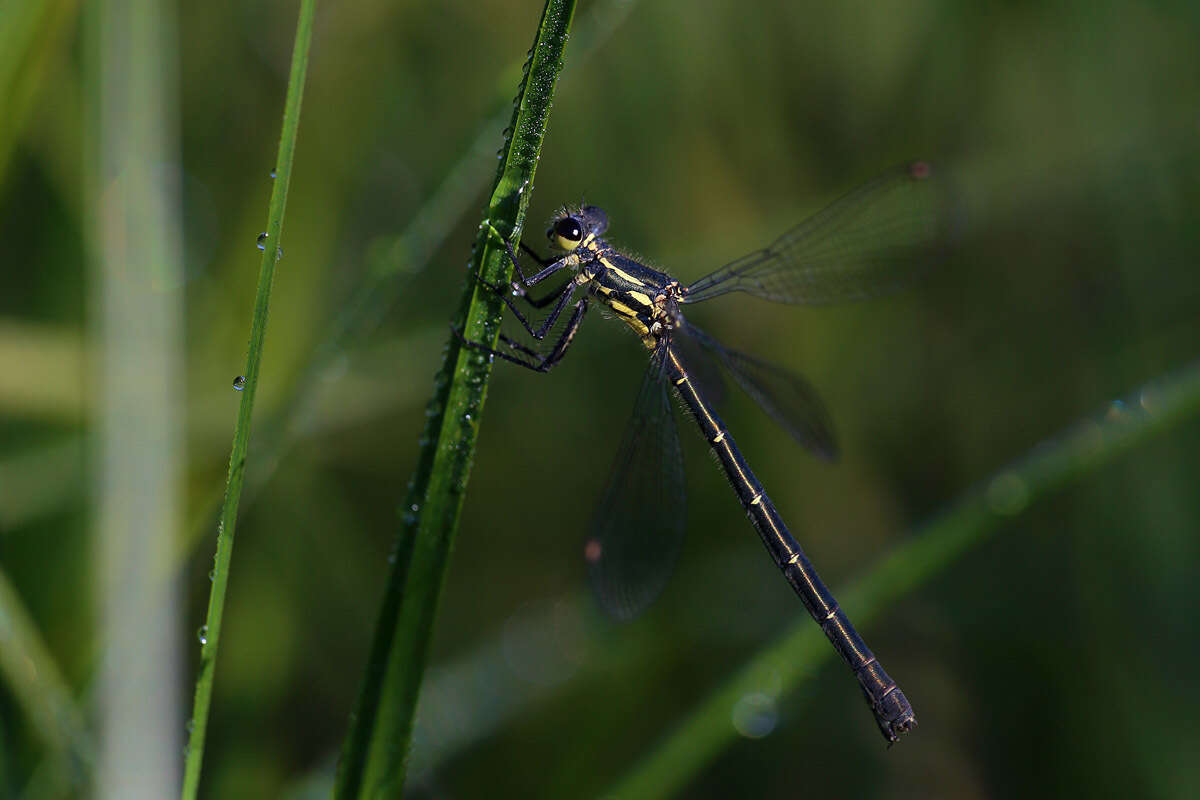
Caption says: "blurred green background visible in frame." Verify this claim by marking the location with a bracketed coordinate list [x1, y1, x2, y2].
[3, 0, 1200, 797]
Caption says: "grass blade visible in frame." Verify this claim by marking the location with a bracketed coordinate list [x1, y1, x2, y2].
[0, 567, 90, 795]
[0, 0, 79, 189]
[179, 1, 317, 797]
[334, 2, 577, 797]
[607, 358, 1200, 799]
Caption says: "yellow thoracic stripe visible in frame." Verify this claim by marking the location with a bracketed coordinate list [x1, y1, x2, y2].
[626, 290, 652, 307]
[605, 299, 649, 335]
[607, 300, 637, 317]
[623, 317, 650, 334]
[599, 258, 646, 287]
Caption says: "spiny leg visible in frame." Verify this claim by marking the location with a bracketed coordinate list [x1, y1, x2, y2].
[471, 269, 573, 310]
[483, 222, 575, 289]
[519, 241, 554, 267]
[518, 279, 576, 309]
[473, 272, 580, 341]
[520, 298, 589, 371]
[457, 298, 588, 373]
[494, 334, 549, 362]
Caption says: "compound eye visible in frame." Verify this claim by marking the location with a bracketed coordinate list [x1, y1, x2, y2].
[551, 217, 584, 250]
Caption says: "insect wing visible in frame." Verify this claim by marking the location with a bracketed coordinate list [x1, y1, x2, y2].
[684, 161, 956, 305]
[586, 345, 686, 621]
[670, 321, 726, 409]
[687, 324, 838, 461]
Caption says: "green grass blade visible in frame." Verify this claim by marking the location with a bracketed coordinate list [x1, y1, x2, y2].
[606, 358, 1200, 799]
[0, 0, 78, 189]
[0, 567, 90, 794]
[334, 2, 577, 797]
[179, 1, 317, 797]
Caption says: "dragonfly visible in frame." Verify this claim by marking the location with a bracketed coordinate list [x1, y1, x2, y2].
[460, 161, 954, 744]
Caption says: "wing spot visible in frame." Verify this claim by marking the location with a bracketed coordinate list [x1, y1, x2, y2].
[749, 493, 763, 506]
[712, 431, 726, 444]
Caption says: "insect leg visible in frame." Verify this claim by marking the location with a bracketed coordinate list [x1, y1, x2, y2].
[455, 298, 588, 373]
[477, 276, 580, 340]
[482, 222, 564, 286]
[519, 241, 555, 267]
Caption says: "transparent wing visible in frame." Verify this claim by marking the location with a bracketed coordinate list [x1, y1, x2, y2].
[586, 343, 686, 621]
[686, 324, 838, 462]
[684, 161, 957, 305]
[670, 322, 726, 409]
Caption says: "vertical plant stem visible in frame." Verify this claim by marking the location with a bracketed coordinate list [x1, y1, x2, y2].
[334, 2, 577, 797]
[87, 0, 183, 796]
[179, 2, 317, 797]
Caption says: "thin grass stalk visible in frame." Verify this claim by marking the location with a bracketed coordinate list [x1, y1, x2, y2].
[179, 1, 317, 797]
[334, 2, 577, 797]
[0, 569, 90, 794]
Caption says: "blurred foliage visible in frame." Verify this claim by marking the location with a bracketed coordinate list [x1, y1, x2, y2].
[2, 0, 1199, 798]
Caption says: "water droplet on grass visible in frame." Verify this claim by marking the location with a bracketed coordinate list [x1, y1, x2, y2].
[731, 693, 778, 739]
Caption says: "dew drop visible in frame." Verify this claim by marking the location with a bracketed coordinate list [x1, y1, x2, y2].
[197, 625, 209, 645]
[256, 232, 269, 251]
[269, 168, 277, 179]
[232, 375, 246, 391]
[731, 693, 778, 739]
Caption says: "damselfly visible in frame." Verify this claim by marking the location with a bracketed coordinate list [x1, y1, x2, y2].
[461, 161, 955, 743]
